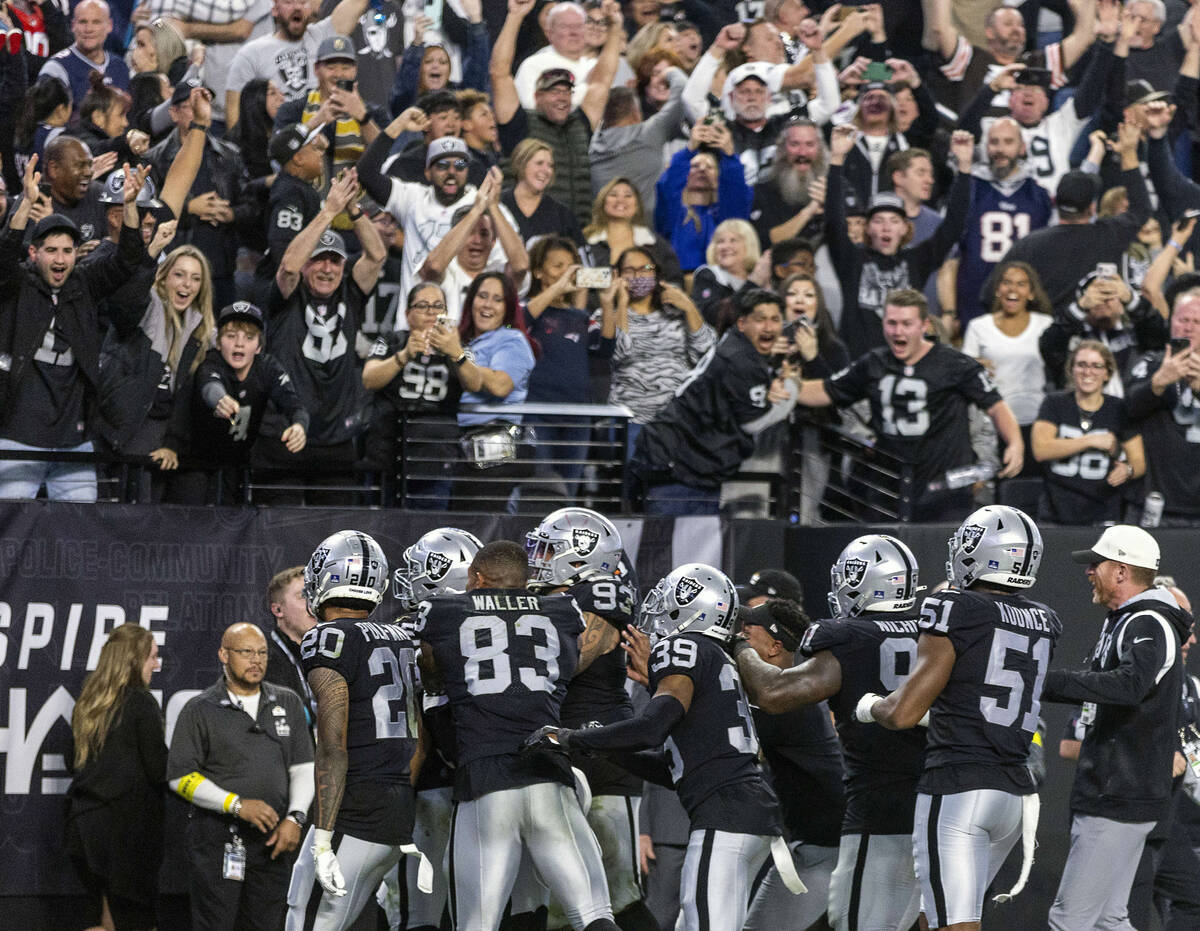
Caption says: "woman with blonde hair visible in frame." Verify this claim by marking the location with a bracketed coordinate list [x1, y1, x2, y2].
[690, 218, 771, 328]
[66, 623, 165, 931]
[99, 244, 215, 481]
[500, 137, 583, 244]
[625, 20, 678, 74]
[581, 177, 682, 284]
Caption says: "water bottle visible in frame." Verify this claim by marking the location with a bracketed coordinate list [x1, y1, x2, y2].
[1141, 492, 1165, 529]
[927, 462, 996, 494]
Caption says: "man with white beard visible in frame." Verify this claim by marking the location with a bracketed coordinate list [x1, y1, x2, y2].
[751, 117, 828, 247]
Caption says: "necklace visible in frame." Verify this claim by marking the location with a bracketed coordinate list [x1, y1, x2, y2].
[1077, 396, 1099, 432]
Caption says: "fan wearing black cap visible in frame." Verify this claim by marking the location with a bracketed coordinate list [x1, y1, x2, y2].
[261, 167, 384, 502]
[273, 35, 386, 195]
[994, 120, 1150, 320]
[1042, 526, 1192, 931]
[731, 580, 847, 931]
[0, 156, 151, 501]
[826, 123, 975, 360]
[146, 78, 245, 309]
[159, 302, 309, 504]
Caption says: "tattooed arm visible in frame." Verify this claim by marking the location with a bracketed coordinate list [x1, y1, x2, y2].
[308, 667, 350, 831]
[576, 612, 621, 675]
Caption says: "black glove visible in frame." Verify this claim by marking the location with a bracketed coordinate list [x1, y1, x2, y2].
[523, 725, 573, 752]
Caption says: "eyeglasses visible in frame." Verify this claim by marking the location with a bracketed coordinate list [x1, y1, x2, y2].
[1073, 361, 1108, 371]
[411, 301, 447, 312]
[585, 16, 607, 26]
[776, 259, 811, 270]
[620, 264, 657, 274]
[226, 648, 268, 659]
[432, 158, 468, 172]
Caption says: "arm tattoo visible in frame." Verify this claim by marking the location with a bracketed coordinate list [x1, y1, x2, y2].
[577, 611, 621, 675]
[308, 667, 350, 832]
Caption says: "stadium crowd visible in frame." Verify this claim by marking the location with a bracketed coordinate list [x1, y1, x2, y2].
[4, 0, 1200, 522]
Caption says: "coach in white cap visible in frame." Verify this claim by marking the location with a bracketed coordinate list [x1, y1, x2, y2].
[1042, 525, 1193, 931]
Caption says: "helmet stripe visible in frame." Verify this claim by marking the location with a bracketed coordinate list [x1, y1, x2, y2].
[354, 532, 372, 587]
[1012, 510, 1034, 577]
[886, 535, 915, 600]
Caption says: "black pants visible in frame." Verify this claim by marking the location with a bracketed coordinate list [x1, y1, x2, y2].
[185, 812, 296, 931]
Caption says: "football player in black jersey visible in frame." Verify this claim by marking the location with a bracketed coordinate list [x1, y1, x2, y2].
[526, 563, 805, 931]
[734, 535, 926, 931]
[388, 527, 482, 931]
[526, 507, 659, 931]
[415, 540, 619, 931]
[856, 506, 1062, 931]
[287, 530, 430, 931]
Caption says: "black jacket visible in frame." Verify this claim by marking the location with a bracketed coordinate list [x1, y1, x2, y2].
[1043, 588, 1193, 823]
[0, 220, 144, 434]
[634, 329, 784, 489]
[1038, 293, 1167, 390]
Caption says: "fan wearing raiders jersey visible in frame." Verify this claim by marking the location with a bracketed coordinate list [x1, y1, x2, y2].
[526, 507, 659, 931]
[734, 535, 926, 931]
[526, 564, 804, 931]
[857, 506, 1062, 931]
[797, 288, 1020, 522]
[415, 540, 618, 931]
[362, 282, 462, 508]
[286, 530, 431, 931]
[261, 170, 385, 492]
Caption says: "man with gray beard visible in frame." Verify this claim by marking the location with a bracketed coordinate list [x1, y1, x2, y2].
[750, 118, 828, 248]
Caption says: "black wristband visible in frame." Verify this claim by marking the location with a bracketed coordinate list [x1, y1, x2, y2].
[188, 121, 209, 133]
[347, 208, 363, 221]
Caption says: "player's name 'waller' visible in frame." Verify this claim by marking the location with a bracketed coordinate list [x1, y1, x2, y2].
[469, 594, 543, 611]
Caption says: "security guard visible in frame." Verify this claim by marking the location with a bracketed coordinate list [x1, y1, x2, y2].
[168, 622, 314, 931]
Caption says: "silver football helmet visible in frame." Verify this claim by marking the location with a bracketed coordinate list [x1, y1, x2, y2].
[526, 507, 624, 592]
[642, 563, 739, 643]
[947, 505, 1043, 589]
[304, 530, 389, 615]
[828, 534, 919, 618]
[394, 527, 483, 610]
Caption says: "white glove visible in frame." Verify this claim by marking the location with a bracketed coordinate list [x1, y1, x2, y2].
[855, 692, 883, 723]
[312, 828, 347, 897]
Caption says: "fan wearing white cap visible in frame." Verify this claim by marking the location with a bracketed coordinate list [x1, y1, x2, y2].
[855, 505, 1063, 930]
[1041, 524, 1194, 931]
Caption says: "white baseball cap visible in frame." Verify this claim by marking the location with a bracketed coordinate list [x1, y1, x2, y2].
[1071, 525, 1160, 571]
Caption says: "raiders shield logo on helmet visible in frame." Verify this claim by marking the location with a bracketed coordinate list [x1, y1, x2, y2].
[311, 546, 330, 570]
[842, 558, 868, 588]
[961, 524, 986, 554]
[675, 576, 703, 606]
[571, 528, 599, 557]
[424, 551, 452, 581]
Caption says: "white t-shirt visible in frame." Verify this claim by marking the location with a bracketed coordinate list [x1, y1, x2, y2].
[961, 312, 1053, 425]
[382, 179, 517, 311]
[226, 17, 335, 101]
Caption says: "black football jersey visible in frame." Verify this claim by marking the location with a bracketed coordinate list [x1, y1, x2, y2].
[825, 343, 1002, 488]
[801, 614, 928, 834]
[648, 632, 778, 831]
[1035, 391, 1134, 524]
[299, 618, 420, 787]
[367, 331, 462, 415]
[560, 576, 636, 728]
[417, 590, 584, 785]
[916, 589, 1062, 795]
[752, 701, 845, 846]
